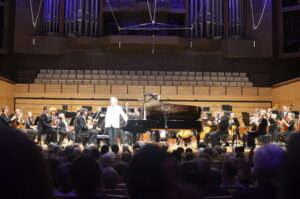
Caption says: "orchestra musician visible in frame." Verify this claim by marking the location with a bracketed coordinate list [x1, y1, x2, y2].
[0, 106, 16, 127]
[204, 112, 221, 146]
[105, 97, 128, 146]
[247, 110, 268, 148]
[11, 109, 25, 129]
[210, 111, 229, 147]
[229, 113, 241, 146]
[57, 113, 73, 145]
[131, 107, 142, 144]
[25, 112, 38, 141]
[122, 103, 133, 145]
[75, 108, 98, 146]
[268, 113, 280, 143]
[38, 106, 57, 145]
[274, 112, 295, 144]
[242, 113, 258, 147]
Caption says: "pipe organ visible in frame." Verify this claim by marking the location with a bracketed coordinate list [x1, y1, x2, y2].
[43, 0, 60, 33]
[189, 0, 243, 39]
[63, 0, 100, 37]
[39, 0, 244, 39]
[228, 0, 243, 37]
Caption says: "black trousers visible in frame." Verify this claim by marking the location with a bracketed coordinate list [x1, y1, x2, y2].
[274, 131, 292, 143]
[77, 129, 98, 146]
[247, 131, 264, 148]
[58, 129, 71, 145]
[26, 129, 38, 141]
[211, 130, 229, 147]
[231, 130, 241, 145]
[38, 128, 57, 144]
[107, 127, 120, 146]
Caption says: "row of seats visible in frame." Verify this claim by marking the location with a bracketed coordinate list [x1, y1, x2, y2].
[39, 69, 248, 77]
[37, 74, 250, 82]
[34, 78, 253, 86]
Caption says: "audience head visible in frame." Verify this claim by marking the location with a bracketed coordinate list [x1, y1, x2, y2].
[222, 159, 238, 179]
[185, 152, 195, 161]
[208, 168, 222, 188]
[71, 156, 101, 195]
[161, 143, 169, 152]
[128, 145, 178, 199]
[101, 152, 115, 168]
[185, 147, 193, 154]
[254, 144, 286, 187]
[90, 146, 101, 160]
[56, 162, 73, 194]
[111, 144, 120, 154]
[282, 133, 300, 199]
[100, 144, 110, 155]
[221, 145, 227, 153]
[132, 143, 140, 151]
[121, 151, 132, 163]
[177, 147, 184, 154]
[102, 167, 118, 189]
[0, 127, 52, 199]
[214, 146, 222, 155]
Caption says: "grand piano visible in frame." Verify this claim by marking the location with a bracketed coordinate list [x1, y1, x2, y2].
[123, 94, 203, 134]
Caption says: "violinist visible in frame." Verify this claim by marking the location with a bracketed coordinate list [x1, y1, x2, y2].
[25, 112, 38, 141]
[0, 106, 16, 127]
[275, 113, 295, 144]
[38, 106, 57, 145]
[229, 113, 241, 146]
[247, 110, 268, 148]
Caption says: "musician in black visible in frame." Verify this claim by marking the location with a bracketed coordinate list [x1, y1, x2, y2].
[242, 114, 258, 147]
[75, 108, 98, 146]
[268, 113, 280, 143]
[131, 108, 142, 144]
[274, 113, 295, 144]
[229, 113, 241, 146]
[210, 111, 229, 147]
[25, 112, 38, 141]
[247, 110, 268, 148]
[38, 106, 57, 145]
[204, 112, 221, 146]
[57, 113, 73, 145]
[0, 106, 16, 127]
[121, 103, 133, 145]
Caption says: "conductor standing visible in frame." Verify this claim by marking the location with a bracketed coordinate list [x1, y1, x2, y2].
[105, 97, 128, 146]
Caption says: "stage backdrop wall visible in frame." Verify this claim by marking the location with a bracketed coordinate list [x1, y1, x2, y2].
[272, 78, 300, 110]
[0, 78, 15, 112]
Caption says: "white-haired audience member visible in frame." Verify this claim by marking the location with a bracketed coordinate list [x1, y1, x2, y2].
[102, 167, 119, 189]
[233, 144, 286, 199]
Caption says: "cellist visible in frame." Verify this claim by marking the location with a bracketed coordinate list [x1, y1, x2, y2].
[275, 113, 295, 144]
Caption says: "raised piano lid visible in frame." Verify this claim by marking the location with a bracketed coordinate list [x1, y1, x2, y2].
[144, 93, 202, 121]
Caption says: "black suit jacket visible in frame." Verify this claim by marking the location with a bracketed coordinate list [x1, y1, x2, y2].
[39, 112, 52, 131]
[75, 115, 89, 134]
[258, 118, 268, 134]
[0, 113, 11, 127]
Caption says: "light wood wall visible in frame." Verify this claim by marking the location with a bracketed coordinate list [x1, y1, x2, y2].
[272, 78, 300, 111]
[0, 79, 14, 113]
[13, 84, 272, 126]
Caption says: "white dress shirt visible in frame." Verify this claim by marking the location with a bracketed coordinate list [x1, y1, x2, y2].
[105, 105, 128, 128]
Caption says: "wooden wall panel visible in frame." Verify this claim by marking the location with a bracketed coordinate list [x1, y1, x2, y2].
[62, 84, 77, 93]
[161, 86, 177, 97]
[29, 84, 45, 93]
[227, 87, 242, 95]
[14, 84, 29, 93]
[243, 87, 258, 96]
[78, 85, 94, 94]
[211, 87, 226, 96]
[194, 87, 210, 96]
[145, 86, 160, 94]
[46, 84, 61, 93]
[178, 86, 193, 96]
